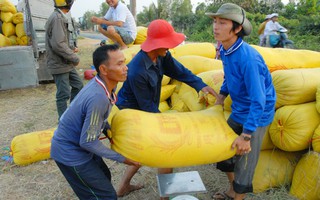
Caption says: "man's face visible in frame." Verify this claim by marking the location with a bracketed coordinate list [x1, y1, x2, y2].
[213, 17, 238, 43]
[106, 0, 118, 7]
[272, 16, 278, 22]
[154, 48, 169, 57]
[103, 50, 128, 83]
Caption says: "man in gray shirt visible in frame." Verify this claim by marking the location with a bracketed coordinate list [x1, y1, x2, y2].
[45, 0, 83, 120]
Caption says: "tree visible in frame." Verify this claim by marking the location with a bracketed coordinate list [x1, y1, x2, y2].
[82, 10, 98, 31]
[136, 3, 158, 26]
[98, 2, 109, 17]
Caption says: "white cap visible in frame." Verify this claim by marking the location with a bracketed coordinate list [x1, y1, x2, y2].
[270, 13, 279, 18]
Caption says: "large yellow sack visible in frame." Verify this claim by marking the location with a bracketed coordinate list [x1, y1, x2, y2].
[272, 68, 320, 109]
[17, 35, 28, 45]
[290, 151, 320, 200]
[172, 42, 216, 59]
[178, 70, 223, 111]
[8, 34, 16, 45]
[312, 125, 320, 153]
[0, 33, 11, 47]
[178, 70, 232, 112]
[261, 127, 276, 151]
[161, 75, 170, 86]
[134, 26, 147, 44]
[160, 84, 176, 102]
[12, 12, 23, 24]
[2, 21, 15, 36]
[176, 55, 223, 75]
[269, 102, 320, 151]
[317, 84, 320, 114]
[0, 0, 17, 14]
[122, 44, 140, 64]
[252, 45, 320, 72]
[1, 11, 13, 22]
[110, 106, 237, 167]
[170, 92, 189, 112]
[107, 105, 119, 125]
[253, 149, 301, 193]
[159, 101, 170, 113]
[15, 23, 25, 38]
[10, 128, 56, 166]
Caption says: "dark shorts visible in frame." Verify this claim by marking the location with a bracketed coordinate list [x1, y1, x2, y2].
[55, 155, 117, 200]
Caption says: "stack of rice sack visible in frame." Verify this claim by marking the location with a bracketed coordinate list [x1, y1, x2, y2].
[0, 0, 27, 47]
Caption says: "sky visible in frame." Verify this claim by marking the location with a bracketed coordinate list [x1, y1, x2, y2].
[11, 0, 290, 20]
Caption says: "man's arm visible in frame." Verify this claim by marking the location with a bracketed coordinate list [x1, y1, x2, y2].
[91, 16, 124, 27]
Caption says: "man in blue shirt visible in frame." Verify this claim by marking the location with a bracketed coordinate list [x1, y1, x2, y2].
[51, 44, 139, 200]
[206, 3, 276, 200]
[115, 19, 219, 198]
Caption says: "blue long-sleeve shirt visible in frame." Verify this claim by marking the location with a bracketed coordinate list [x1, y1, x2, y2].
[116, 50, 207, 112]
[219, 38, 276, 134]
[51, 76, 125, 166]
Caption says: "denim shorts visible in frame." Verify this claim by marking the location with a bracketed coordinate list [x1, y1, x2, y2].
[101, 24, 134, 44]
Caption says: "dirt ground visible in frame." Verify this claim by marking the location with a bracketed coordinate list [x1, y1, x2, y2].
[0, 38, 297, 200]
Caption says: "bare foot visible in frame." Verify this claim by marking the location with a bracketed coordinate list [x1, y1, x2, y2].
[117, 184, 144, 197]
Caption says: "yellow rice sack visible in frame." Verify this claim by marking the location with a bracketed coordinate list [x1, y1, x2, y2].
[176, 55, 223, 75]
[10, 128, 56, 166]
[0, 33, 11, 46]
[159, 101, 170, 113]
[2, 22, 15, 36]
[260, 127, 276, 151]
[272, 68, 320, 109]
[107, 105, 119, 125]
[12, 12, 23, 24]
[161, 75, 170, 86]
[160, 84, 176, 102]
[178, 70, 232, 112]
[15, 23, 25, 38]
[253, 149, 301, 193]
[8, 34, 16, 45]
[122, 44, 140, 64]
[290, 151, 320, 200]
[1, 11, 13, 22]
[170, 92, 189, 112]
[312, 125, 320, 153]
[0, 0, 17, 14]
[317, 84, 320, 114]
[172, 42, 216, 59]
[269, 102, 320, 151]
[134, 26, 147, 44]
[110, 106, 237, 167]
[17, 35, 28, 45]
[252, 45, 320, 72]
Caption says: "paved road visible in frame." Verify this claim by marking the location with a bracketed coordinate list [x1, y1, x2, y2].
[79, 31, 108, 41]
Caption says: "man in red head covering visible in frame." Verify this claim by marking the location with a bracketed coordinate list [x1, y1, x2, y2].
[115, 19, 220, 199]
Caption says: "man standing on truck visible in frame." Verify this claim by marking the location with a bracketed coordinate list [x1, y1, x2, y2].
[91, 0, 137, 50]
[45, 0, 83, 120]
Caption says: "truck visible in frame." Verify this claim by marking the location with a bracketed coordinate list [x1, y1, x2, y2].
[0, 0, 54, 90]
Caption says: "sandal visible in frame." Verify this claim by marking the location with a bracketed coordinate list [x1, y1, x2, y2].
[213, 191, 234, 200]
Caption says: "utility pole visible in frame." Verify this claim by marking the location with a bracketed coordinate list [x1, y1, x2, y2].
[130, 0, 136, 19]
